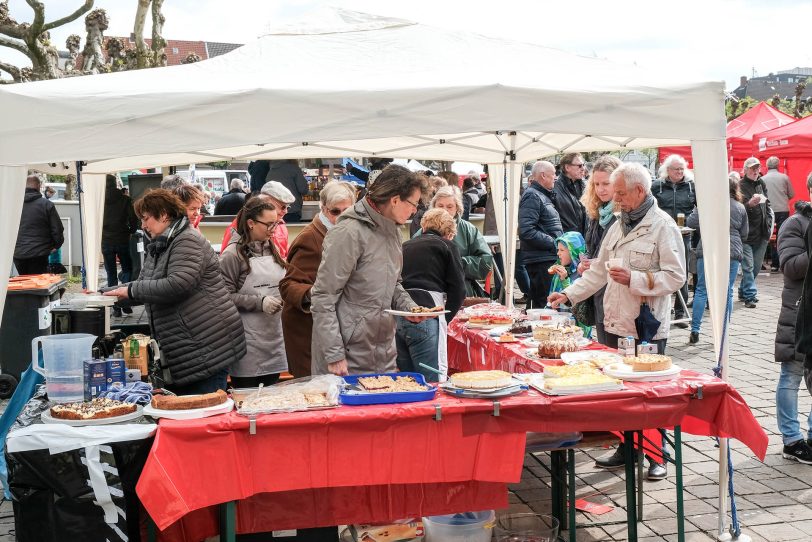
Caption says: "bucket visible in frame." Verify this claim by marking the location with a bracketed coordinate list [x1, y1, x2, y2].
[493, 513, 559, 542]
[423, 510, 494, 542]
[31, 333, 96, 403]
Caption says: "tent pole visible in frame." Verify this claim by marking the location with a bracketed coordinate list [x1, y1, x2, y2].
[504, 132, 518, 310]
[75, 161, 87, 290]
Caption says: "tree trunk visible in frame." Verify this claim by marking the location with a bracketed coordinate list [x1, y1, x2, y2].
[81, 8, 108, 74]
[64, 174, 78, 201]
[133, 0, 150, 69]
[150, 0, 166, 67]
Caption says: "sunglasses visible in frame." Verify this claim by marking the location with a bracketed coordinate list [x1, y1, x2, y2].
[327, 208, 344, 216]
[570, 163, 586, 169]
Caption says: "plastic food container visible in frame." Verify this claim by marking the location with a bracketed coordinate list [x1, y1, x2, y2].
[340, 373, 437, 405]
[423, 510, 495, 542]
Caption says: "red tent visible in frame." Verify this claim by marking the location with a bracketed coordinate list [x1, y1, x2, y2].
[753, 113, 812, 211]
[658, 102, 795, 171]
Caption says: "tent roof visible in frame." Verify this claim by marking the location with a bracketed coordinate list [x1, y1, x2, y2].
[727, 101, 795, 158]
[753, 111, 812, 158]
[0, 9, 725, 172]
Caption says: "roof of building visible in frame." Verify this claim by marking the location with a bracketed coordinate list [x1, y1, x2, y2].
[205, 42, 243, 58]
[72, 37, 243, 68]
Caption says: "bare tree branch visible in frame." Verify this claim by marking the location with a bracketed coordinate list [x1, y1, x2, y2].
[24, 0, 45, 35]
[42, 0, 93, 32]
[0, 59, 21, 81]
[0, 34, 28, 55]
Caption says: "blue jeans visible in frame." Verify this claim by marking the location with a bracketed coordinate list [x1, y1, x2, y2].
[738, 240, 768, 302]
[776, 361, 812, 445]
[691, 258, 739, 334]
[515, 250, 532, 297]
[102, 242, 133, 287]
[396, 317, 440, 382]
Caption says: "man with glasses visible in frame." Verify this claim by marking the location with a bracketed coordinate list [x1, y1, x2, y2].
[738, 157, 773, 308]
[553, 152, 588, 235]
[519, 160, 564, 308]
[653, 154, 696, 325]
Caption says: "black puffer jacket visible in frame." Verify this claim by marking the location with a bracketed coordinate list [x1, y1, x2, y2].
[652, 178, 696, 222]
[776, 202, 811, 363]
[128, 218, 246, 386]
[14, 188, 64, 259]
[518, 182, 563, 265]
[552, 174, 586, 234]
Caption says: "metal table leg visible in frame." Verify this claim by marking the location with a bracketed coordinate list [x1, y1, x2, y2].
[623, 430, 638, 542]
[675, 426, 685, 542]
[220, 500, 237, 542]
[549, 450, 566, 530]
[146, 514, 157, 542]
[567, 448, 577, 542]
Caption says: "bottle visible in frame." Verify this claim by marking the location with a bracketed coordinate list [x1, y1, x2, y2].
[619, 335, 635, 357]
[637, 341, 657, 355]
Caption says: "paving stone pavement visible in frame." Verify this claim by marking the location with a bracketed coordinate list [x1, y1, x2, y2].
[506, 270, 812, 541]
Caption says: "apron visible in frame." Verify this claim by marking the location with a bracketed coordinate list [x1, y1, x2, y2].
[231, 255, 288, 377]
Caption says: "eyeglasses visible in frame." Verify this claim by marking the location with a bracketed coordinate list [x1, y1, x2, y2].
[327, 208, 344, 216]
[569, 163, 586, 169]
[402, 198, 420, 211]
[252, 219, 277, 230]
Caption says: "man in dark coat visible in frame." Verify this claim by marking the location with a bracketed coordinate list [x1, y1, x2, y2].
[775, 200, 812, 463]
[738, 157, 773, 308]
[265, 160, 309, 222]
[102, 174, 138, 287]
[519, 160, 563, 309]
[552, 152, 587, 235]
[14, 174, 64, 275]
[214, 179, 247, 215]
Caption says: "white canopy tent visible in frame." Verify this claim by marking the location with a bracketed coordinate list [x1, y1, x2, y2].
[0, 9, 736, 535]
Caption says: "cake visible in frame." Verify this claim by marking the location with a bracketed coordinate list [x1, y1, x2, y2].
[357, 375, 427, 393]
[50, 398, 137, 420]
[537, 338, 579, 359]
[151, 389, 229, 410]
[543, 373, 620, 392]
[450, 370, 513, 389]
[489, 314, 514, 325]
[497, 332, 517, 343]
[628, 354, 672, 372]
[508, 322, 532, 334]
[410, 305, 444, 313]
[544, 363, 601, 379]
[533, 324, 583, 342]
[468, 315, 491, 325]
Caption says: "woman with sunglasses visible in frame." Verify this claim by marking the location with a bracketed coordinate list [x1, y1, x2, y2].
[280, 182, 357, 378]
[311, 165, 429, 376]
[553, 152, 589, 235]
[219, 198, 288, 388]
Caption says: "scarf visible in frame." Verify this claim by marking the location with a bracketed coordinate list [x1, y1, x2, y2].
[598, 201, 615, 228]
[549, 231, 587, 295]
[621, 194, 656, 236]
[319, 212, 335, 231]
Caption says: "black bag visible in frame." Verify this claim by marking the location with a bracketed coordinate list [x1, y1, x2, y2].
[571, 296, 596, 326]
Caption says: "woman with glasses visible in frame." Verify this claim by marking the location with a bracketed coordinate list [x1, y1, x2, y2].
[311, 165, 429, 376]
[414, 185, 493, 297]
[280, 182, 357, 378]
[220, 181, 296, 258]
[220, 198, 288, 388]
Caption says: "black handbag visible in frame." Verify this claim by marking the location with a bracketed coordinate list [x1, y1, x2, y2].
[572, 296, 596, 326]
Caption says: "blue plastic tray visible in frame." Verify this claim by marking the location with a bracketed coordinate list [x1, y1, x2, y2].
[340, 372, 437, 405]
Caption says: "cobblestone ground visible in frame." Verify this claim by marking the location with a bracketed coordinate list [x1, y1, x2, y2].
[2, 271, 808, 540]
[506, 271, 812, 541]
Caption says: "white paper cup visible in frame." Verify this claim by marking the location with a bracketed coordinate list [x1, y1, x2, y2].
[605, 258, 623, 270]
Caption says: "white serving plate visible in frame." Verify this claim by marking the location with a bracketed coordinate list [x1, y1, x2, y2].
[602, 362, 682, 382]
[143, 397, 234, 420]
[561, 351, 624, 365]
[384, 309, 449, 317]
[41, 405, 144, 426]
[518, 373, 624, 396]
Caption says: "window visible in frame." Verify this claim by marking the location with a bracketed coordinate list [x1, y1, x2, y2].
[172, 47, 178, 54]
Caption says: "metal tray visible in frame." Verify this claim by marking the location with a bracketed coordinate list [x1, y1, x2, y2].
[340, 372, 437, 405]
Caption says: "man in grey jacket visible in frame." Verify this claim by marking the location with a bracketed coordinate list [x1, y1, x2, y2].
[762, 156, 794, 271]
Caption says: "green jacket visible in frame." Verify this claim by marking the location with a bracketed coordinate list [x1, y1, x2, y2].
[414, 218, 493, 297]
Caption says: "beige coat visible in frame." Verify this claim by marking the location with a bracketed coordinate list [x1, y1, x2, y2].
[564, 204, 685, 341]
[310, 199, 415, 375]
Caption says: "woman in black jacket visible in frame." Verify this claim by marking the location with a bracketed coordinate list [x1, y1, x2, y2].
[397, 208, 466, 382]
[105, 189, 246, 395]
[577, 155, 621, 344]
[775, 199, 812, 463]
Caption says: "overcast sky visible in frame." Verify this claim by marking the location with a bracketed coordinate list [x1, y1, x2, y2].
[2, 0, 809, 90]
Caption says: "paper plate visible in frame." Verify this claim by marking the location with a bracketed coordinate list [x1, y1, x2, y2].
[384, 309, 449, 317]
[143, 398, 234, 420]
[602, 363, 682, 382]
[41, 405, 144, 426]
[439, 382, 527, 399]
[561, 351, 623, 365]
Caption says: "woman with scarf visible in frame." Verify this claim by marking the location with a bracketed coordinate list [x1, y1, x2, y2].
[103, 189, 245, 395]
[280, 182, 357, 378]
[219, 198, 288, 388]
[578, 155, 622, 343]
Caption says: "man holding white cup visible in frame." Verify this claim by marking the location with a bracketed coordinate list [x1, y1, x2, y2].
[548, 162, 685, 479]
[738, 156, 772, 308]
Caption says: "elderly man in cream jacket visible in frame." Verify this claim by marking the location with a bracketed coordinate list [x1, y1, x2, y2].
[549, 162, 685, 354]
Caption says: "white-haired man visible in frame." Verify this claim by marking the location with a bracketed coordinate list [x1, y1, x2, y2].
[549, 162, 685, 479]
[762, 156, 794, 271]
[214, 178, 247, 215]
[652, 154, 696, 325]
[738, 157, 772, 308]
[519, 160, 563, 308]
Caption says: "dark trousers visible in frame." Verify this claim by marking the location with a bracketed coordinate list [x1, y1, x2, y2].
[102, 242, 134, 287]
[771, 211, 789, 269]
[602, 332, 667, 355]
[229, 373, 281, 389]
[285, 211, 302, 223]
[515, 250, 532, 296]
[14, 255, 49, 275]
[165, 368, 228, 395]
[525, 261, 555, 309]
[673, 233, 691, 317]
